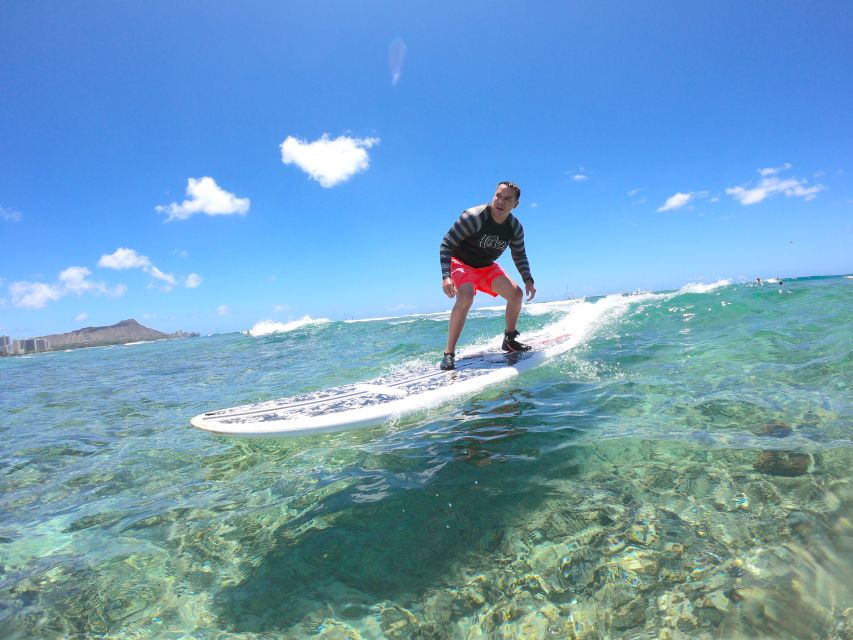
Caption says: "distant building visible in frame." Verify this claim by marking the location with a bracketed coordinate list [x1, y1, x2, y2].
[0, 335, 10, 355]
[19, 338, 50, 354]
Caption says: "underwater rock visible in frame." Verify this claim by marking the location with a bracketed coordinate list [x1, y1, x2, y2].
[313, 619, 364, 639]
[627, 522, 659, 546]
[664, 542, 685, 555]
[604, 534, 626, 555]
[556, 547, 599, 590]
[657, 590, 698, 631]
[753, 450, 814, 476]
[489, 601, 567, 640]
[457, 584, 486, 610]
[527, 541, 576, 575]
[520, 573, 551, 596]
[421, 590, 455, 627]
[754, 421, 793, 438]
[841, 607, 853, 638]
[566, 601, 599, 640]
[379, 605, 418, 639]
[698, 589, 731, 613]
[613, 546, 660, 577]
[540, 507, 609, 542]
[606, 594, 647, 630]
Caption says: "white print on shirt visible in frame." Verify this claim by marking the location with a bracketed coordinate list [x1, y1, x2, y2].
[478, 234, 507, 250]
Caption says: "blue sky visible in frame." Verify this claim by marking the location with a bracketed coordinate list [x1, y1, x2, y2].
[1, 1, 851, 337]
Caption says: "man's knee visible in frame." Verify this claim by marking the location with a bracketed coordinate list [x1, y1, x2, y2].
[492, 276, 521, 303]
[455, 285, 475, 308]
[504, 284, 523, 305]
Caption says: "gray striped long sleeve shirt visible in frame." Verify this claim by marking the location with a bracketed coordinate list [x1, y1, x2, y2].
[439, 204, 533, 283]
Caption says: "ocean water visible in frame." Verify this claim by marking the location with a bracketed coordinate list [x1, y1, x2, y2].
[1, 275, 851, 639]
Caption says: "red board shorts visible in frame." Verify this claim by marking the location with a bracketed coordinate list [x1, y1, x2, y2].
[450, 257, 508, 297]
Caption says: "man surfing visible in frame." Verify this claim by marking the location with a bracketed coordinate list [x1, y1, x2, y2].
[438, 181, 536, 370]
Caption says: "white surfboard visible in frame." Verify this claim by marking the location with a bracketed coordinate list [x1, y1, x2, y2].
[191, 332, 574, 438]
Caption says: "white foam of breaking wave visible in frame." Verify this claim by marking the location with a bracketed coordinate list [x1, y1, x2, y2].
[454, 277, 733, 359]
[246, 316, 331, 336]
[455, 290, 660, 360]
[524, 298, 583, 316]
[676, 279, 732, 294]
[472, 299, 582, 316]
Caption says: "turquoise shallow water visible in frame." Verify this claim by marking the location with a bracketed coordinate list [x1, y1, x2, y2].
[1, 276, 851, 639]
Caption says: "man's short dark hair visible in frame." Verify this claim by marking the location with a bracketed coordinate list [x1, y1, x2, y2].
[498, 181, 521, 202]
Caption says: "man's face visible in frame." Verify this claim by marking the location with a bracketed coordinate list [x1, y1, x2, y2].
[491, 185, 518, 217]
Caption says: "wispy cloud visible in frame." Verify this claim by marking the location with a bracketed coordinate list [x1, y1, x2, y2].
[217, 305, 229, 316]
[758, 162, 792, 177]
[1, 206, 22, 222]
[727, 164, 825, 205]
[389, 38, 407, 86]
[148, 266, 177, 290]
[156, 177, 250, 221]
[9, 267, 125, 309]
[657, 192, 695, 212]
[628, 188, 647, 205]
[567, 167, 590, 182]
[99, 247, 191, 291]
[280, 134, 380, 188]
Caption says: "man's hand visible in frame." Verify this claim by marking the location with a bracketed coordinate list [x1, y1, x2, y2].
[442, 277, 456, 298]
[525, 280, 536, 302]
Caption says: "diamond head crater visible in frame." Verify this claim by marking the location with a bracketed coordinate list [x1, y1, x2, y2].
[1, 319, 199, 356]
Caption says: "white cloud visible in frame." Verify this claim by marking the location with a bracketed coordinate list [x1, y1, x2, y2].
[149, 266, 176, 290]
[273, 304, 289, 313]
[156, 177, 250, 221]
[628, 188, 642, 197]
[217, 305, 229, 316]
[1, 206, 22, 222]
[185, 273, 203, 288]
[99, 248, 151, 270]
[758, 162, 792, 177]
[567, 167, 589, 182]
[657, 192, 695, 212]
[280, 134, 380, 188]
[75, 312, 89, 323]
[727, 165, 825, 205]
[59, 266, 97, 293]
[8, 266, 123, 309]
[9, 281, 64, 309]
[99, 247, 183, 291]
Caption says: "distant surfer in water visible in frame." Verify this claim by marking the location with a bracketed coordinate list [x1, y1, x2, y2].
[438, 181, 536, 370]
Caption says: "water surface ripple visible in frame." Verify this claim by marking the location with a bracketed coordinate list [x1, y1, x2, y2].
[1, 276, 851, 638]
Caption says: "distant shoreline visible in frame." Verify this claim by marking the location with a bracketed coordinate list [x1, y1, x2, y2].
[0, 319, 198, 357]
